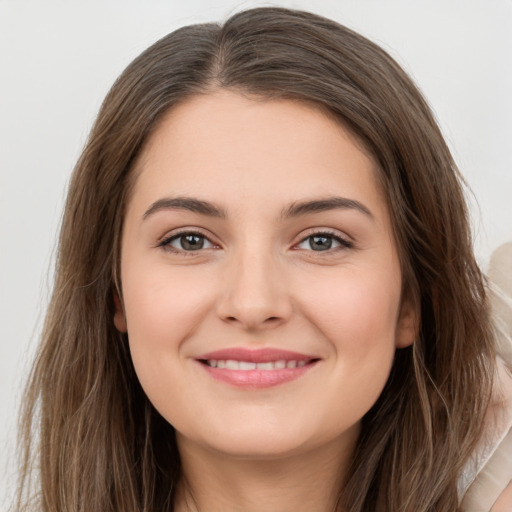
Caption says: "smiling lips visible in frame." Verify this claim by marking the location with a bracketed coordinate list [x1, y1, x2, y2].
[196, 348, 319, 388]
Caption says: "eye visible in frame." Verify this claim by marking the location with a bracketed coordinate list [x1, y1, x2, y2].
[296, 231, 352, 252]
[159, 232, 216, 253]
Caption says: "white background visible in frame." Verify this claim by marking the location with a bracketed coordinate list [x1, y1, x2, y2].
[1, 0, 511, 507]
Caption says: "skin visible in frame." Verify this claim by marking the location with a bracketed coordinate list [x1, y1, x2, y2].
[115, 90, 417, 511]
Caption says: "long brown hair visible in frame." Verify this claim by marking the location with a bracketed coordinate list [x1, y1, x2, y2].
[17, 7, 496, 511]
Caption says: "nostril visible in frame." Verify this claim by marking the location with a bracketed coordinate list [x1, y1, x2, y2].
[224, 315, 281, 324]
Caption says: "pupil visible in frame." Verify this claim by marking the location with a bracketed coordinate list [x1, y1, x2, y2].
[310, 235, 332, 251]
[182, 234, 203, 250]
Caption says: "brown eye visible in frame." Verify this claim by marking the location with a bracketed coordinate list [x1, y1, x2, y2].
[309, 235, 333, 251]
[160, 232, 215, 252]
[296, 232, 352, 252]
[179, 234, 205, 250]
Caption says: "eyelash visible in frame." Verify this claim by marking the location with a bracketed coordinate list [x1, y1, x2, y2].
[295, 230, 353, 253]
[157, 229, 216, 256]
[157, 229, 353, 256]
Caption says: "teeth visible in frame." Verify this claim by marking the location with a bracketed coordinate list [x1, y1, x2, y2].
[205, 359, 308, 370]
[239, 361, 257, 370]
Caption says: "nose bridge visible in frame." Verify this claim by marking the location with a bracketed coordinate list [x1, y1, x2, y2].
[217, 238, 291, 329]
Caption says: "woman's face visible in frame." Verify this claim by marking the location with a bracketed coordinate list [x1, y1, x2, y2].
[116, 90, 416, 459]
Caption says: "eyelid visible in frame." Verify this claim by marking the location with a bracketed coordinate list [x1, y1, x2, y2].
[156, 227, 353, 255]
[293, 228, 354, 252]
[157, 228, 220, 254]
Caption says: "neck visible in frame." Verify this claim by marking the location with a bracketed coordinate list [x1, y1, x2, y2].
[173, 427, 358, 512]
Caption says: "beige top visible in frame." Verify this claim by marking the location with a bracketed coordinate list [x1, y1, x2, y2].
[460, 357, 512, 511]
[459, 243, 512, 511]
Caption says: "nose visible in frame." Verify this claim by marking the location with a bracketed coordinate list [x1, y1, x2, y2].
[216, 248, 293, 331]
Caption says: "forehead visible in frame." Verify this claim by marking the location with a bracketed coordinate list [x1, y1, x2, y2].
[128, 90, 388, 221]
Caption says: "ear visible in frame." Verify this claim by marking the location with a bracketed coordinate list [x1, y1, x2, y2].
[113, 292, 127, 333]
[395, 297, 419, 348]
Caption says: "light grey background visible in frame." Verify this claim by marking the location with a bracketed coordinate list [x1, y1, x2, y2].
[1, 0, 511, 507]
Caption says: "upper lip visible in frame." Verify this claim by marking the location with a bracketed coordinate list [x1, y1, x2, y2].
[196, 348, 318, 363]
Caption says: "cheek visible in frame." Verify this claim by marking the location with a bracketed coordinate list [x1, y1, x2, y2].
[298, 267, 402, 354]
[301, 269, 400, 421]
[124, 264, 214, 335]
[121, 265, 216, 390]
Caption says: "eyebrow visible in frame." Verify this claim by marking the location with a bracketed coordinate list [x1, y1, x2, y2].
[142, 195, 373, 221]
[281, 197, 373, 220]
[143, 197, 226, 219]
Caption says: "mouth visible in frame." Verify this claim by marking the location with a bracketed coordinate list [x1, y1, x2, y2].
[195, 348, 320, 388]
[201, 359, 310, 370]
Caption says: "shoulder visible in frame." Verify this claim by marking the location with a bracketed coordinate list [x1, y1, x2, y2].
[460, 357, 512, 511]
[490, 480, 512, 512]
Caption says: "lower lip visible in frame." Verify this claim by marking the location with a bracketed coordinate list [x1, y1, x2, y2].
[199, 361, 318, 389]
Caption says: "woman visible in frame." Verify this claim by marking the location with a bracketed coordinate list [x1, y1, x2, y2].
[16, 7, 511, 512]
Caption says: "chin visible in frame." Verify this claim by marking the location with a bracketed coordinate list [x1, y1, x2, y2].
[178, 414, 351, 461]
